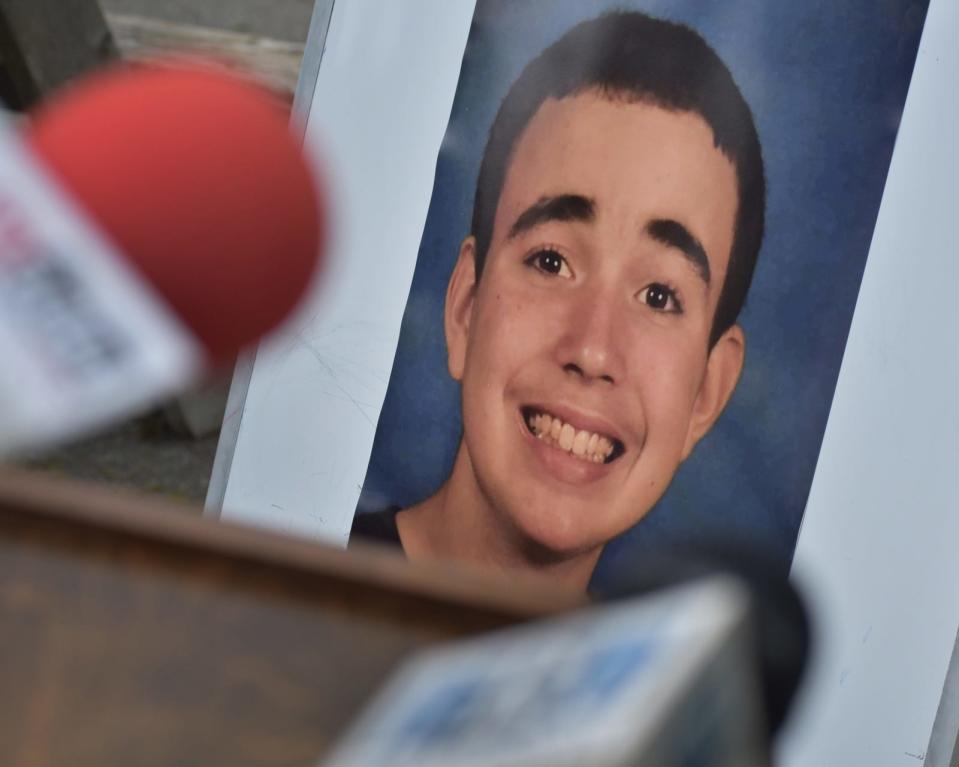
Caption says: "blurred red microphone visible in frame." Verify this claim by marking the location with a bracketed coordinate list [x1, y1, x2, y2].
[0, 61, 325, 455]
[27, 62, 323, 362]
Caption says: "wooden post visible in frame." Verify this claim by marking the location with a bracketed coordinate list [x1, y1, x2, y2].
[0, 0, 118, 108]
[0, 469, 584, 765]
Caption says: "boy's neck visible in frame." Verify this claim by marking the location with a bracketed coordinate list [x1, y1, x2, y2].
[395, 445, 600, 593]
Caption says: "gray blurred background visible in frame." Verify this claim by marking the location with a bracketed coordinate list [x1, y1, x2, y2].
[101, 0, 314, 41]
[4, 0, 316, 503]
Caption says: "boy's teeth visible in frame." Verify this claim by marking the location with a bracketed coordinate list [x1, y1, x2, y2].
[587, 433, 598, 454]
[572, 430, 589, 457]
[526, 410, 617, 463]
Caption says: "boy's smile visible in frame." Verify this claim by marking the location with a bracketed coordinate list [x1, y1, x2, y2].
[443, 92, 745, 560]
[523, 405, 622, 466]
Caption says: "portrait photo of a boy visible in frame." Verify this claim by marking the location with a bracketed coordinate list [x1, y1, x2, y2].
[352, 1, 927, 592]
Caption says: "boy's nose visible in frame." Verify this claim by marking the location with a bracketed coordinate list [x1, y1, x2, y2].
[556, 288, 625, 385]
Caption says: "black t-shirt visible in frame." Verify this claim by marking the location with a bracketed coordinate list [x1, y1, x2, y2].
[348, 506, 403, 550]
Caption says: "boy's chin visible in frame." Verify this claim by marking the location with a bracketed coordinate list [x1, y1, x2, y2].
[508, 505, 611, 563]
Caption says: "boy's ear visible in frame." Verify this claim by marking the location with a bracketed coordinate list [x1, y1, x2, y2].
[445, 237, 478, 381]
[681, 324, 745, 460]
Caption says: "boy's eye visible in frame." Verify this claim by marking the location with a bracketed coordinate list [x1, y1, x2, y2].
[642, 283, 682, 313]
[526, 248, 572, 278]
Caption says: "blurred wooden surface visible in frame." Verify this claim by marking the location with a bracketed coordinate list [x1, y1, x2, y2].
[0, 469, 583, 766]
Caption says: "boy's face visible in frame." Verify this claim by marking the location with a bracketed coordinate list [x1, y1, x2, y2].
[446, 92, 744, 558]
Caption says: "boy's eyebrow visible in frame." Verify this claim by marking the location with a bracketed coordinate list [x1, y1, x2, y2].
[507, 194, 596, 240]
[646, 218, 711, 285]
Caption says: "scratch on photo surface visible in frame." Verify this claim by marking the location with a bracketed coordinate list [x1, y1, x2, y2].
[318, 387, 375, 409]
[318, 348, 390, 385]
[904, 750, 924, 761]
[295, 330, 377, 426]
[294, 323, 390, 382]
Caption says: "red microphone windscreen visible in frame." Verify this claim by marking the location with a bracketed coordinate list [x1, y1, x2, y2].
[25, 62, 323, 363]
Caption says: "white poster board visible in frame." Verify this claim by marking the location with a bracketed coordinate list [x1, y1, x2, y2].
[781, 1, 959, 762]
[209, 0, 959, 763]
[207, 0, 476, 540]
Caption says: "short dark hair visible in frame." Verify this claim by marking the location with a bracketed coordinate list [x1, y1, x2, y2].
[470, 11, 765, 345]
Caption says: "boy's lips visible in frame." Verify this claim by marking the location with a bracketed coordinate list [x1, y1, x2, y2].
[520, 404, 626, 465]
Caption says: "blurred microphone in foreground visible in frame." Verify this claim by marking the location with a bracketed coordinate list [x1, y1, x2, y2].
[0, 61, 324, 457]
[322, 545, 810, 767]
[595, 542, 811, 740]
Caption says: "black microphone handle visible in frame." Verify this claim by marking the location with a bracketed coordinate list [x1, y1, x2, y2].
[593, 539, 811, 737]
